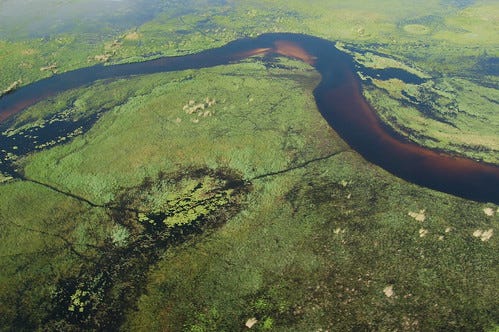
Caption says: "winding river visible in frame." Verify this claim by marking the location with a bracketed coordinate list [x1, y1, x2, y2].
[1, 33, 498, 204]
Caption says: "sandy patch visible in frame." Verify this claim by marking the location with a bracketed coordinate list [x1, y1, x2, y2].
[124, 31, 141, 41]
[409, 209, 426, 222]
[419, 229, 428, 237]
[483, 207, 494, 216]
[473, 229, 493, 242]
[245, 317, 258, 328]
[383, 285, 394, 298]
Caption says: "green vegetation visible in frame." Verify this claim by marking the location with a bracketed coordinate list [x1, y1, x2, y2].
[2, 0, 497, 161]
[362, 76, 499, 163]
[0, 0, 498, 331]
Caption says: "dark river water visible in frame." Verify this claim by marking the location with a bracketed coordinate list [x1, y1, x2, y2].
[0, 33, 498, 204]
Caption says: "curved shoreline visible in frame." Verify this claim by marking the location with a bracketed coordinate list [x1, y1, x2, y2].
[1, 33, 498, 203]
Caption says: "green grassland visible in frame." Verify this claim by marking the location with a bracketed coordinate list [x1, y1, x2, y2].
[0, 0, 498, 331]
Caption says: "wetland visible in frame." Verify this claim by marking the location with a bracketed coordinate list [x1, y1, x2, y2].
[0, 1, 498, 331]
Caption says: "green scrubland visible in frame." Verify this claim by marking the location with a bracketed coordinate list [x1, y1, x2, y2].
[0, 1, 497, 330]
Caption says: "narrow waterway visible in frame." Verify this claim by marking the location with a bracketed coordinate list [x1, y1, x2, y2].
[1, 33, 498, 203]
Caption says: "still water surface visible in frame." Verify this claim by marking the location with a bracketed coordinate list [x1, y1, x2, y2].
[1, 33, 498, 204]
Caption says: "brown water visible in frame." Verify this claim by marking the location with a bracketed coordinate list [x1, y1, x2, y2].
[1, 33, 498, 203]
